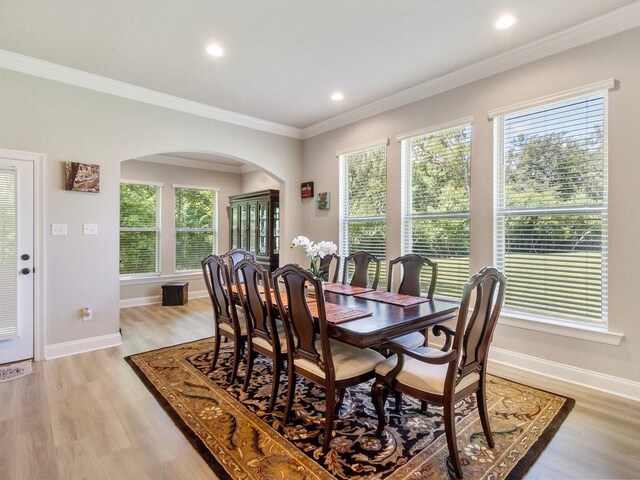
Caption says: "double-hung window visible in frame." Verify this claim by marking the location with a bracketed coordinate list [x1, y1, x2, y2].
[119, 182, 161, 276]
[400, 121, 472, 297]
[174, 186, 217, 272]
[493, 91, 608, 324]
[338, 142, 387, 286]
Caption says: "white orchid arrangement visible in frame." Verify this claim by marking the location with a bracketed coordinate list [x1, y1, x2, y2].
[291, 236, 338, 278]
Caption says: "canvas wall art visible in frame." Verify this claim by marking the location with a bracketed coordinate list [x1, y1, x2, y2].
[64, 162, 100, 193]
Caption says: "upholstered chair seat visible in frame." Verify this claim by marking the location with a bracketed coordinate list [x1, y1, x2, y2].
[295, 340, 384, 381]
[376, 347, 479, 395]
[251, 320, 288, 354]
[389, 331, 425, 351]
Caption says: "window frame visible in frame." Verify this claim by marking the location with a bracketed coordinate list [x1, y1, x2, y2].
[398, 118, 473, 299]
[338, 139, 388, 286]
[173, 184, 219, 273]
[491, 86, 610, 328]
[119, 180, 162, 279]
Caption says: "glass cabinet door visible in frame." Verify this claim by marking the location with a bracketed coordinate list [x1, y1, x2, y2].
[239, 204, 247, 249]
[273, 202, 280, 254]
[249, 203, 257, 253]
[230, 206, 239, 249]
[258, 201, 268, 255]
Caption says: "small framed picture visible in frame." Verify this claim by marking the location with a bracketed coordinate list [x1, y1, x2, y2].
[64, 162, 100, 193]
[301, 181, 314, 198]
[317, 192, 330, 210]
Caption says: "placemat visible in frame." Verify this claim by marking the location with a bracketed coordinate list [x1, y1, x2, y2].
[323, 282, 375, 296]
[308, 301, 373, 324]
[353, 290, 431, 307]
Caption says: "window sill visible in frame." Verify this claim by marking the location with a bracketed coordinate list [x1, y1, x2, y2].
[120, 272, 202, 286]
[498, 311, 623, 346]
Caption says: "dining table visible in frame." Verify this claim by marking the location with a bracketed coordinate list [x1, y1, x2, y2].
[321, 290, 459, 349]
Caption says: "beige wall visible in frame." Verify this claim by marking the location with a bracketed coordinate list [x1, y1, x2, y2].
[0, 69, 302, 347]
[241, 169, 281, 193]
[302, 28, 640, 383]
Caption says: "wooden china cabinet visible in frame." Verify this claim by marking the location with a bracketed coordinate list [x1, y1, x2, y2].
[228, 189, 280, 273]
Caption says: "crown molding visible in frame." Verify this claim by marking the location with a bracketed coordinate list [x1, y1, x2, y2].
[0, 49, 303, 140]
[134, 154, 256, 174]
[302, 2, 640, 139]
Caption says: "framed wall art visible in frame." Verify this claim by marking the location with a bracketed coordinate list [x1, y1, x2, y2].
[64, 162, 100, 193]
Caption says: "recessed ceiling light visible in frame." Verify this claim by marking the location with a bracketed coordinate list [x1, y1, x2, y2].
[206, 43, 225, 57]
[331, 92, 344, 101]
[494, 14, 517, 30]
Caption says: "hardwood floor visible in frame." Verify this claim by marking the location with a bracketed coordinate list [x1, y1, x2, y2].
[0, 298, 638, 479]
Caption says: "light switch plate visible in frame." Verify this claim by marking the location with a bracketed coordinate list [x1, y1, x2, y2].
[51, 224, 67, 236]
[83, 223, 98, 235]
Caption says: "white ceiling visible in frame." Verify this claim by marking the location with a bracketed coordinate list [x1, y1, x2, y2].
[0, 0, 635, 129]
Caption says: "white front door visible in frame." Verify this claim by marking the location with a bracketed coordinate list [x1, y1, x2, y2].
[0, 157, 34, 364]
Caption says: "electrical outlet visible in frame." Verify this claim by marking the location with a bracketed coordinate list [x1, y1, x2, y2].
[51, 224, 67, 236]
[81, 307, 93, 321]
[83, 223, 98, 235]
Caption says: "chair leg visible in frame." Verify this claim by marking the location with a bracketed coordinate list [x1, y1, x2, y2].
[229, 336, 243, 384]
[476, 385, 494, 448]
[283, 364, 296, 423]
[323, 386, 336, 453]
[242, 346, 255, 392]
[210, 328, 221, 374]
[268, 357, 282, 412]
[443, 399, 463, 479]
[336, 388, 346, 412]
[372, 381, 388, 437]
[394, 391, 403, 414]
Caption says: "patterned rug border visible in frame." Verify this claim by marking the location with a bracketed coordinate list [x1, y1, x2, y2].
[125, 339, 575, 480]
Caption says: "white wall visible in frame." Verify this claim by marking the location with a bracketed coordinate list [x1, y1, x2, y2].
[302, 28, 640, 384]
[0, 68, 302, 349]
[241, 169, 281, 193]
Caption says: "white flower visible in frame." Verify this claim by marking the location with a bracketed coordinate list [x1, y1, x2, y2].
[316, 241, 337, 258]
[291, 235, 311, 250]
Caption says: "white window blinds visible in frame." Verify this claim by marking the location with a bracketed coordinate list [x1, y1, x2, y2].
[339, 144, 387, 286]
[175, 187, 217, 272]
[119, 183, 160, 276]
[401, 123, 471, 297]
[0, 168, 18, 339]
[494, 93, 608, 324]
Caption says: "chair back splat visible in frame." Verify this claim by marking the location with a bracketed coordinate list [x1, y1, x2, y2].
[234, 259, 274, 345]
[387, 253, 438, 298]
[342, 251, 381, 289]
[319, 253, 341, 283]
[221, 249, 257, 281]
[202, 255, 238, 326]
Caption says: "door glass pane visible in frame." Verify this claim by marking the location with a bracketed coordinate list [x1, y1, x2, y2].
[0, 168, 18, 340]
[231, 207, 238, 249]
[240, 205, 247, 249]
[249, 204, 257, 252]
[258, 202, 268, 254]
[273, 203, 280, 254]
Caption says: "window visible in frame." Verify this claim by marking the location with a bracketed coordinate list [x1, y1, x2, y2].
[120, 182, 160, 276]
[494, 92, 607, 324]
[339, 142, 387, 285]
[401, 122, 471, 297]
[174, 186, 217, 272]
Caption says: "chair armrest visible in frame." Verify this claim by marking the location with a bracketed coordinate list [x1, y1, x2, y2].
[432, 325, 455, 351]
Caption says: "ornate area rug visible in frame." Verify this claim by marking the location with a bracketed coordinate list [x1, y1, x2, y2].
[126, 339, 574, 479]
[0, 360, 32, 383]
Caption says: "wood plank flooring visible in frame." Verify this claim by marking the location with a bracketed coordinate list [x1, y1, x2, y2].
[0, 298, 638, 479]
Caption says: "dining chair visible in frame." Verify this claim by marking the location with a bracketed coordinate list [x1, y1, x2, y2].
[221, 248, 257, 282]
[202, 254, 247, 384]
[234, 258, 287, 412]
[387, 254, 439, 351]
[342, 251, 381, 289]
[319, 253, 341, 283]
[272, 263, 385, 453]
[371, 267, 507, 479]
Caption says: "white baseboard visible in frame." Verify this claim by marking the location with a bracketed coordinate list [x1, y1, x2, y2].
[488, 346, 640, 402]
[45, 333, 123, 360]
[119, 289, 208, 308]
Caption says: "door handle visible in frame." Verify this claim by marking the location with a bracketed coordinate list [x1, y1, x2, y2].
[20, 268, 31, 275]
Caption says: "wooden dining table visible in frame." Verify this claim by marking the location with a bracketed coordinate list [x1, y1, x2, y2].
[322, 291, 459, 348]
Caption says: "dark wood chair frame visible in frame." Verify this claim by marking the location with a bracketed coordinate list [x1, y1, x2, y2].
[371, 267, 507, 479]
[319, 253, 341, 283]
[272, 263, 378, 453]
[202, 254, 247, 384]
[342, 251, 381, 289]
[233, 258, 285, 412]
[387, 253, 438, 298]
[221, 248, 257, 282]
